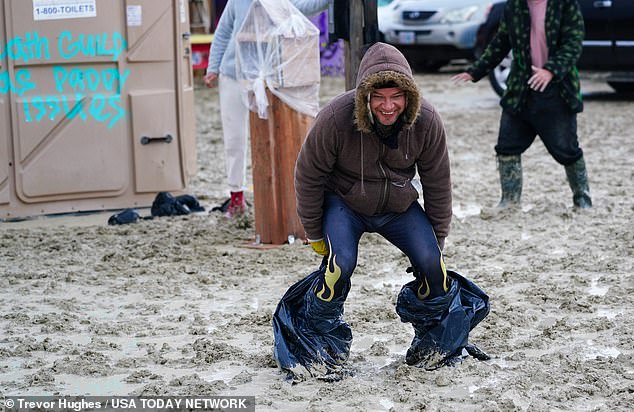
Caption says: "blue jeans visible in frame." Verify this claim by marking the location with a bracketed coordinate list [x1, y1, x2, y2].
[495, 84, 583, 166]
[316, 192, 445, 301]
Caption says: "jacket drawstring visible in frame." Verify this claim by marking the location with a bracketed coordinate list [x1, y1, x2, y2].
[405, 128, 410, 160]
[360, 131, 366, 196]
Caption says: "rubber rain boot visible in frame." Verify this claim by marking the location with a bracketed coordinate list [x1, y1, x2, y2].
[497, 154, 522, 208]
[226, 191, 246, 217]
[565, 156, 592, 209]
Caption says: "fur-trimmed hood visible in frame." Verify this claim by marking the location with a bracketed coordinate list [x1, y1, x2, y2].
[295, 43, 451, 244]
[354, 42, 421, 133]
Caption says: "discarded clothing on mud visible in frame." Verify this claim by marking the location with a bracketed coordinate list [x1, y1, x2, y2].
[108, 192, 205, 225]
[272, 258, 352, 381]
[107, 208, 142, 225]
[151, 192, 205, 217]
[211, 198, 231, 213]
[210, 197, 251, 213]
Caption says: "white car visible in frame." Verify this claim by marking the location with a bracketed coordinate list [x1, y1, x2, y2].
[378, 0, 496, 71]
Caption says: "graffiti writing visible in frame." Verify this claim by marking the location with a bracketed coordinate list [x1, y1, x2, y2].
[58, 31, 126, 62]
[53, 67, 130, 93]
[0, 31, 125, 63]
[0, 31, 128, 129]
[0, 69, 36, 96]
[22, 93, 125, 128]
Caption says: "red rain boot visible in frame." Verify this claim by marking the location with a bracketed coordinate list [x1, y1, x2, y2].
[226, 191, 246, 217]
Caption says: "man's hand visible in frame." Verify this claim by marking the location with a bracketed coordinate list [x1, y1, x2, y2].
[204, 72, 218, 88]
[451, 72, 474, 83]
[309, 239, 329, 256]
[528, 66, 553, 92]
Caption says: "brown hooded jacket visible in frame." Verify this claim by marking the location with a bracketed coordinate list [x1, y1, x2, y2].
[294, 42, 452, 244]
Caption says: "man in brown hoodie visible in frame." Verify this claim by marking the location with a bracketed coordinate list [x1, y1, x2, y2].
[272, 42, 489, 380]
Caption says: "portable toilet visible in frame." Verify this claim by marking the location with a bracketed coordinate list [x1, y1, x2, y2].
[0, 0, 196, 219]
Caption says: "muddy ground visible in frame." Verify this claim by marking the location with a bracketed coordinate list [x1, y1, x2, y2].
[1, 68, 633, 411]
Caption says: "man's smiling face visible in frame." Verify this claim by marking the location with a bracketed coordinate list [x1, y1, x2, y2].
[369, 87, 406, 126]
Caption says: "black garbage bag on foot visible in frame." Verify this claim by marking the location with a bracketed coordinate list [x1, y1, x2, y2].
[397, 270, 490, 370]
[272, 260, 352, 382]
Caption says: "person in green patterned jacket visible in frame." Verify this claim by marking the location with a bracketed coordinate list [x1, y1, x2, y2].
[452, 0, 592, 209]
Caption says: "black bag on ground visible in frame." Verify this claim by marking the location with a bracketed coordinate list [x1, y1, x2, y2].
[151, 192, 204, 217]
[108, 208, 140, 225]
[175, 194, 205, 213]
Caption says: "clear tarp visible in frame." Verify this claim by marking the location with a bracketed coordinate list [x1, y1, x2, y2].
[235, 0, 321, 119]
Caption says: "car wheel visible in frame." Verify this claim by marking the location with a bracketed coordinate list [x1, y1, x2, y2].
[489, 52, 512, 97]
[607, 81, 634, 94]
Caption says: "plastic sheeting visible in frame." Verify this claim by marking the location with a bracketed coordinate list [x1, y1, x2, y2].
[235, 0, 321, 118]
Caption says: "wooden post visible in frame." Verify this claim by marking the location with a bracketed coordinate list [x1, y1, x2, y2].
[249, 90, 312, 245]
[209, 0, 216, 31]
[344, 0, 364, 90]
[364, 0, 379, 44]
[344, 0, 379, 91]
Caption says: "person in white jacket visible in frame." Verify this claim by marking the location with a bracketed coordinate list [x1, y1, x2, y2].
[205, 0, 332, 217]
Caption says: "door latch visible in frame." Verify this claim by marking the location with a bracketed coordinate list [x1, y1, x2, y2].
[140, 134, 173, 145]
